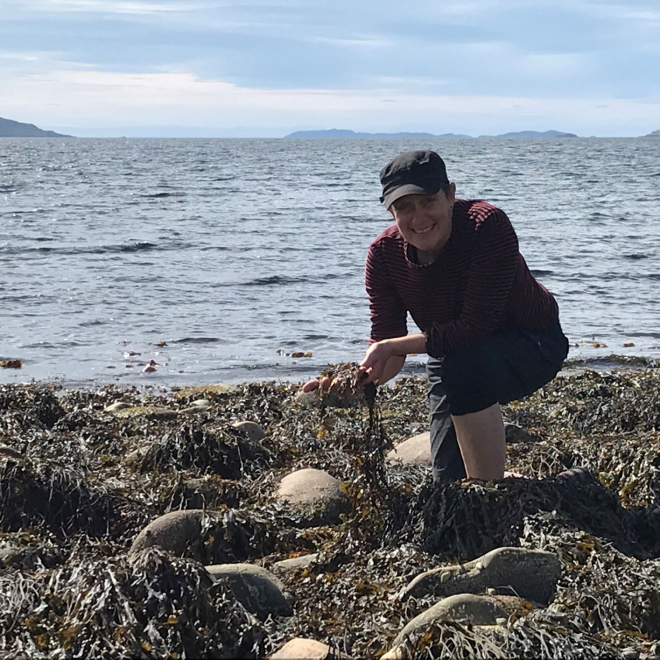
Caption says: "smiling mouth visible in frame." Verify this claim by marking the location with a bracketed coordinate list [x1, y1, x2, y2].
[413, 225, 434, 235]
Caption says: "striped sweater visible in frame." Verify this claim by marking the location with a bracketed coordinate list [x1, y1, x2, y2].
[365, 199, 559, 358]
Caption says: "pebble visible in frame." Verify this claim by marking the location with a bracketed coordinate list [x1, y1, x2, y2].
[400, 547, 561, 605]
[270, 638, 351, 659]
[276, 468, 347, 526]
[232, 420, 267, 442]
[205, 563, 292, 620]
[129, 509, 205, 558]
[386, 432, 431, 466]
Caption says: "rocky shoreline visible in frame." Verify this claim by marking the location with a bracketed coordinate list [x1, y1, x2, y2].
[1, 369, 659, 658]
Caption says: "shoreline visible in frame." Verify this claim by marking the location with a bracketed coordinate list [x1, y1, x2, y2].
[1, 369, 659, 658]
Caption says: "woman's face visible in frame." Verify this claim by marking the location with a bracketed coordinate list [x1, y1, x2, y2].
[390, 185, 456, 255]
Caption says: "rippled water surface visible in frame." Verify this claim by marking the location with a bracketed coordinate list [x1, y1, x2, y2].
[1, 137, 659, 386]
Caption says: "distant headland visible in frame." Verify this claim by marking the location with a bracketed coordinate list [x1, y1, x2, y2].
[285, 129, 579, 139]
[0, 116, 72, 138]
[645, 130, 660, 137]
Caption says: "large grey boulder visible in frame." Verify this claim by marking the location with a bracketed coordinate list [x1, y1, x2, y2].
[129, 509, 205, 557]
[400, 547, 561, 605]
[386, 432, 431, 466]
[206, 563, 292, 620]
[393, 594, 509, 647]
[276, 468, 347, 525]
[270, 638, 351, 659]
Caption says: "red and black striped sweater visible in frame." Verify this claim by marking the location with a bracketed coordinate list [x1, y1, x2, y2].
[365, 199, 559, 358]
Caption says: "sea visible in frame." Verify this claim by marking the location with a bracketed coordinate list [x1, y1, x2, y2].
[1, 137, 659, 388]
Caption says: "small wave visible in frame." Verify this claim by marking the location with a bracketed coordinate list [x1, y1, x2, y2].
[564, 354, 658, 370]
[142, 192, 186, 198]
[623, 253, 649, 260]
[172, 337, 221, 344]
[1, 241, 193, 256]
[531, 269, 554, 277]
[244, 275, 308, 286]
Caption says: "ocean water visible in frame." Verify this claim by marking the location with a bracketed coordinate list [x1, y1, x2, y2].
[1, 137, 659, 387]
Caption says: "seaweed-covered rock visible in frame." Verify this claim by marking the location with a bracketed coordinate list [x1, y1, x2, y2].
[276, 468, 347, 525]
[393, 594, 510, 646]
[232, 420, 267, 441]
[206, 563, 292, 619]
[129, 509, 205, 557]
[386, 433, 431, 466]
[400, 547, 561, 605]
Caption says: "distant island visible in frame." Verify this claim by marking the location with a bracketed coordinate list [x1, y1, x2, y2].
[0, 116, 72, 137]
[285, 129, 471, 139]
[285, 128, 578, 139]
[481, 130, 577, 139]
[645, 130, 660, 137]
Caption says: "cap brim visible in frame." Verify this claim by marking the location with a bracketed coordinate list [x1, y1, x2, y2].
[380, 183, 441, 209]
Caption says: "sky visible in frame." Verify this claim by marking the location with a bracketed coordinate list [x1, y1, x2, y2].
[1, 0, 659, 137]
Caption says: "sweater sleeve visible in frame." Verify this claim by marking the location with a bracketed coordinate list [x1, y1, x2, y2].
[365, 242, 408, 343]
[425, 208, 519, 357]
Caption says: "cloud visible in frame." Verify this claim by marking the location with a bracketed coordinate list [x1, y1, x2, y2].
[8, 0, 196, 14]
[3, 68, 659, 136]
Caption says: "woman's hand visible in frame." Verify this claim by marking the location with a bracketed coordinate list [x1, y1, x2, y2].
[359, 340, 394, 384]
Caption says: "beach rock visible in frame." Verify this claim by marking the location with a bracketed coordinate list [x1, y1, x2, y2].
[175, 383, 239, 399]
[392, 594, 509, 647]
[270, 638, 351, 659]
[205, 563, 292, 619]
[129, 509, 205, 557]
[276, 468, 347, 525]
[386, 432, 431, 466]
[0, 445, 23, 460]
[232, 420, 266, 441]
[400, 547, 561, 605]
[103, 401, 132, 413]
[272, 553, 318, 574]
[114, 405, 178, 420]
[505, 423, 533, 443]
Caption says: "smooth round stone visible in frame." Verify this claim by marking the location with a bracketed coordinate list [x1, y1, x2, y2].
[277, 468, 347, 526]
[386, 432, 431, 466]
[272, 553, 318, 574]
[270, 638, 351, 659]
[232, 420, 267, 441]
[206, 563, 292, 620]
[129, 509, 205, 557]
[392, 593, 508, 647]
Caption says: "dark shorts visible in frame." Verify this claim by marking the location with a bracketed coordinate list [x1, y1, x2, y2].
[427, 321, 569, 481]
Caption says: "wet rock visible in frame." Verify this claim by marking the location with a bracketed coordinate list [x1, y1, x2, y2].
[392, 594, 509, 647]
[129, 509, 205, 557]
[0, 445, 23, 460]
[272, 553, 318, 574]
[232, 420, 266, 441]
[276, 468, 347, 526]
[270, 638, 351, 659]
[175, 383, 239, 399]
[0, 540, 62, 569]
[505, 423, 533, 443]
[400, 547, 561, 605]
[386, 432, 431, 466]
[190, 398, 211, 409]
[205, 563, 292, 619]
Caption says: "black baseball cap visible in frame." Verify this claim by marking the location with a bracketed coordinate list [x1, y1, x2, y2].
[379, 150, 450, 209]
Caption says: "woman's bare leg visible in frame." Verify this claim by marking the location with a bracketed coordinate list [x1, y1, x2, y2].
[451, 403, 506, 480]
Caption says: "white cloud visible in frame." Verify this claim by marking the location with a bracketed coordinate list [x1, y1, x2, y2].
[10, 0, 197, 14]
[3, 68, 659, 135]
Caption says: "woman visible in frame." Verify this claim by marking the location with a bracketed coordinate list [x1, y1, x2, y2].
[304, 149, 568, 482]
